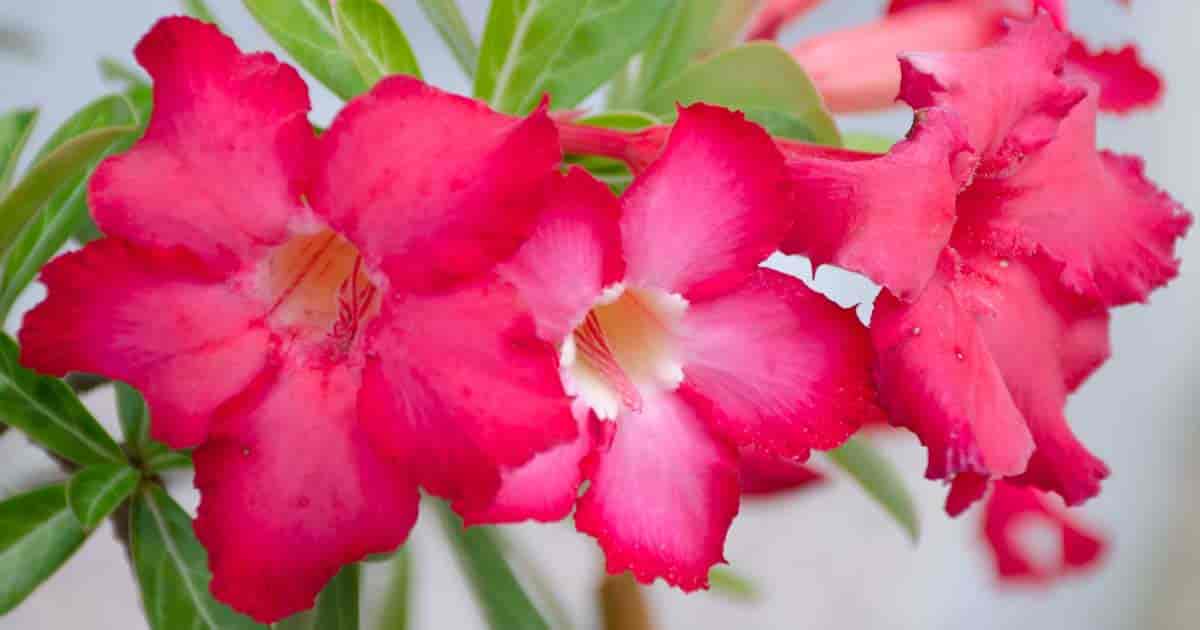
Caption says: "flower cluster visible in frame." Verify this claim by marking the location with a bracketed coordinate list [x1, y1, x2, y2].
[17, 8, 1187, 622]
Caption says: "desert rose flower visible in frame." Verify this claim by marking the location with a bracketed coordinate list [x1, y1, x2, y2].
[18, 17, 577, 622]
[784, 15, 1190, 508]
[785, 1, 1162, 114]
[466, 105, 882, 589]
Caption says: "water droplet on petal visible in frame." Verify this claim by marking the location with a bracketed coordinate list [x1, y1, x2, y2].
[911, 327, 922, 336]
[955, 351, 965, 361]
[241, 447, 251, 457]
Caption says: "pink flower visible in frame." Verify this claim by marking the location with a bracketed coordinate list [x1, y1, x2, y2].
[788, 0, 1162, 114]
[465, 105, 881, 589]
[784, 15, 1190, 507]
[980, 481, 1107, 582]
[18, 17, 577, 622]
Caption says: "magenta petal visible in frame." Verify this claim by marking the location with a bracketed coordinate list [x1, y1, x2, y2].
[359, 277, 576, 514]
[499, 167, 624, 343]
[311, 75, 561, 293]
[619, 104, 792, 301]
[961, 87, 1191, 306]
[783, 107, 971, 300]
[952, 249, 1111, 504]
[679, 268, 880, 458]
[458, 418, 596, 526]
[898, 13, 1085, 177]
[871, 254, 1035, 481]
[576, 392, 739, 590]
[738, 446, 825, 497]
[1065, 38, 1163, 114]
[90, 17, 314, 273]
[982, 481, 1106, 582]
[194, 361, 418, 623]
[19, 239, 272, 448]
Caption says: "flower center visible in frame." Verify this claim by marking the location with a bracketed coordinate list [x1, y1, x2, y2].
[560, 285, 687, 420]
[262, 230, 380, 351]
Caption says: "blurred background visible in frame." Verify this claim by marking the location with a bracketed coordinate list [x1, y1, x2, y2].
[0, 1, 1196, 628]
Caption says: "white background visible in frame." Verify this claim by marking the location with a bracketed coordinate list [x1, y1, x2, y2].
[0, 1, 1196, 628]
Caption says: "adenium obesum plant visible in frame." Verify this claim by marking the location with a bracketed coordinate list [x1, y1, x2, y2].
[0, 2, 1188, 627]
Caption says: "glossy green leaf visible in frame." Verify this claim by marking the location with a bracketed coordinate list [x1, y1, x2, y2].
[437, 503, 548, 630]
[115, 381, 192, 473]
[700, 0, 759, 55]
[333, 0, 421, 87]
[416, 0, 477, 77]
[66, 463, 139, 530]
[0, 124, 136, 263]
[644, 42, 840, 146]
[181, 0, 220, 25]
[476, 0, 674, 114]
[0, 484, 87, 614]
[739, 107, 820, 142]
[0, 94, 140, 319]
[277, 563, 360, 630]
[827, 437, 920, 542]
[377, 547, 411, 630]
[243, 0, 368, 100]
[0, 334, 124, 466]
[130, 485, 265, 630]
[628, 0, 721, 108]
[707, 566, 759, 602]
[0, 108, 38, 191]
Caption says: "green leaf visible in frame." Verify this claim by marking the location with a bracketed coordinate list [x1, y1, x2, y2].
[643, 42, 840, 146]
[130, 485, 265, 630]
[115, 381, 150, 449]
[841, 132, 897, 154]
[0, 334, 124, 466]
[333, 0, 421, 87]
[706, 566, 759, 602]
[628, 0, 721, 108]
[0, 484, 88, 614]
[0, 108, 38, 192]
[243, 0, 368, 100]
[416, 0, 478, 78]
[0, 94, 140, 319]
[377, 547, 411, 630]
[115, 381, 192, 473]
[575, 111, 661, 130]
[476, 0, 674, 114]
[277, 563, 360, 630]
[436, 503, 549, 630]
[826, 437, 920, 542]
[66, 463, 139, 530]
[0, 124, 136, 263]
[181, 0, 220, 25]
[99, 57, 150, 89]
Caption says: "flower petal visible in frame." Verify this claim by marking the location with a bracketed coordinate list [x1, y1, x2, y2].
[982, 481, 1106, 582]
[458, 417, 597, 526]
[960, 86, 1191, 306]
[871, 254, 1035, 481]
[194, 361, 418, 623]
[738, 446, 825, 496]
[576, 391, 739, 590]
[359, 276, 576, 514]
[310, 75, 561, 293]
[19, 239, 272, 449]
[898, 13, 1085, 176]
[945, 472, 990, 516]
[782, 107, 971, 300]
[951, 249, 1111, 504]
[89, 17, 314, 273]
[1065, 38, 1162, 114]
[619, 104, 792, 301]
[499, 167, 624, 343]
[678, 268, 880, 459]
